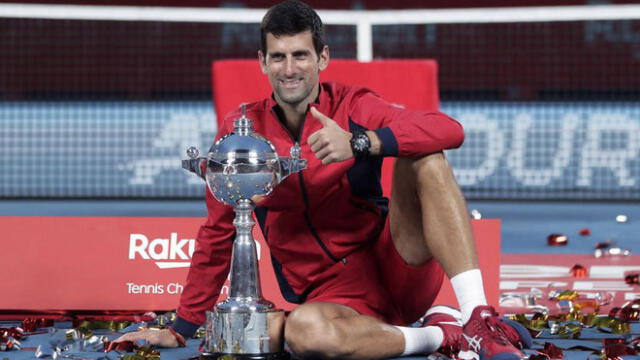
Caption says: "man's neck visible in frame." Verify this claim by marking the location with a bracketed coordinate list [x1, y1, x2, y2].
[275, 85, 320, 139]
[282, 103, 309, 137]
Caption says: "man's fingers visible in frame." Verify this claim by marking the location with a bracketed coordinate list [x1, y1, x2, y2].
[309, 106, 329, 127]
[321, 156, 334, 165]
[315, 146, 331, 160]
[307, 106, 351, 165]
[115, 331, 145, 342]
[114, 329, 178, 348]
[307, 130, 320, 147]
[309, 135, 329, 153]
[308, 129, 331, 151]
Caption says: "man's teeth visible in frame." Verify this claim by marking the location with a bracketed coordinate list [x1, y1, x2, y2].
[283, 79, 301, 88]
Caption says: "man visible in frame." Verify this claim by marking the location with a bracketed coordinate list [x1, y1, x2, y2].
[117, 1, 530, 359]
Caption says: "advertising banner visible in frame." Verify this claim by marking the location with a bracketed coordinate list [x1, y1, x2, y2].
[2, 101, 638, 199]
[1, 217, 500, 312]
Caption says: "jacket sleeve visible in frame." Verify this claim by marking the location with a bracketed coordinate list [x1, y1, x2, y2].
[174, 119, 236, 338]
[348, 89, 464, 158]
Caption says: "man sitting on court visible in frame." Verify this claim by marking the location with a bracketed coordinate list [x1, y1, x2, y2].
[117, 1, 531, 359]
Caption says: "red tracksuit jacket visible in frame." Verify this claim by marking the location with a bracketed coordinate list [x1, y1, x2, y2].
[173, 82, 464, 336]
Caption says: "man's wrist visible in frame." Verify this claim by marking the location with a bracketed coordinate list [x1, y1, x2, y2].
[167, 327, 187, 347]
[172, 315, 199, 339]
[365, 130, 382, 156]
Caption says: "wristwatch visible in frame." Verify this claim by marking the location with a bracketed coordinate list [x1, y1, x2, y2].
[350, 130, 371, 158]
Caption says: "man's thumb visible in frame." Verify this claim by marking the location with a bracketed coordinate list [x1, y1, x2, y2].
[310, 106, 329, 127]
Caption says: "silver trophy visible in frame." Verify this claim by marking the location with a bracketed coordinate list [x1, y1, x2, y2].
[183, 104, 306, 360]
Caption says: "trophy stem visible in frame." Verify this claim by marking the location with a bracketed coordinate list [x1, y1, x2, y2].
[205, 199, 287, 357]
[228, 199, 263, 300]
[191, 105, 302, 358]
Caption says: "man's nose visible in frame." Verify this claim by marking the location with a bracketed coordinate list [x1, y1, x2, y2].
[284, 57, 296, 77]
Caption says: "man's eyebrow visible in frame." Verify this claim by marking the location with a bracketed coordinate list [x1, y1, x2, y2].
[292, 50, 312, 56]
[268, 50, 312, 57]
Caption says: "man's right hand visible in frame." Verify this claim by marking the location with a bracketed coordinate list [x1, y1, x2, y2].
[114, 328, 180, 348]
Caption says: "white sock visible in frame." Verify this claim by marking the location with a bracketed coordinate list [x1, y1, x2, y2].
[395, 325, 444, 356]
[451, 268, 488, 324]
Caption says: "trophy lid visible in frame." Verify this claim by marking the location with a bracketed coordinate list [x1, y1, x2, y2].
[209, 133, 277, 164]
[209, 104, 278, 164]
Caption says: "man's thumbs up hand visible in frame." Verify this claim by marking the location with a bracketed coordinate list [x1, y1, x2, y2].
[307, 106, 354, 165]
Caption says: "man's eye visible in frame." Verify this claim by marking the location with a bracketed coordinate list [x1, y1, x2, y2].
[295, 54, 307, 59]
[271, 55, 284, 61]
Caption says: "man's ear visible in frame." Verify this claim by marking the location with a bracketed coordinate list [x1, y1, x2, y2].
[258, 50, 268, 74]
[318, 45, 330, 71]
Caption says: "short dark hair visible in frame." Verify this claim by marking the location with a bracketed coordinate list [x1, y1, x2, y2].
[260, 0, 326, 56]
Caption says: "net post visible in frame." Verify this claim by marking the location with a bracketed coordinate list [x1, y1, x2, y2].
[356, 20, 373, 62]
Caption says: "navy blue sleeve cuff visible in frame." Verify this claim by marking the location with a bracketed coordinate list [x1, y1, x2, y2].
[172, 315, 200, 339]
[373, 127, 398, 157]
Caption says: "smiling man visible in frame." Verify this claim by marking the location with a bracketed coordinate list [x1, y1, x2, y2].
[116, 1, 531, 359]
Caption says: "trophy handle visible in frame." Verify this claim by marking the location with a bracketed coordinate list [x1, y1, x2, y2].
[182, 146, 207, 180]
[181, 157, 207, 180]
[275, 157, 307, 183]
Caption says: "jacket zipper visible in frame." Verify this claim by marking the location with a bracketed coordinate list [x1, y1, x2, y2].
[271, 107, 346, 264]
[297, 172, 346, 264]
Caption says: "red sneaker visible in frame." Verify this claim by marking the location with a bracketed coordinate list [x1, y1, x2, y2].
[422, 305, 463, 358]
[495, 318, 533, 350]
[460, 306, 525, 360]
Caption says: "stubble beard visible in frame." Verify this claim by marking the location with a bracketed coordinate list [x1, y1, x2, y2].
[275, 85, 312, 107]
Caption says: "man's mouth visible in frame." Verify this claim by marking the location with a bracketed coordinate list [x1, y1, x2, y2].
[282, 78, 302, 89]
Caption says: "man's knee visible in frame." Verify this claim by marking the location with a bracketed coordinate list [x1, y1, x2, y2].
[284, 304, 351, 359]
[414, 151, 450, 173]
[402, 152, 455, 191]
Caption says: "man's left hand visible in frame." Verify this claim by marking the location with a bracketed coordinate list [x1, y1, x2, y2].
[307, 106, 353, 165]
[114, 328, 180, 348]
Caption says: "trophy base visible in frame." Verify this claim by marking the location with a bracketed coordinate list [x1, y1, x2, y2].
[199, 352, 291, 360]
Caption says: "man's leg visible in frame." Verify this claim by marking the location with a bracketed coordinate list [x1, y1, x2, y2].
[284, 302, 447, 360]
[389, 152, 526, 360]
[389, 152, 485, 321]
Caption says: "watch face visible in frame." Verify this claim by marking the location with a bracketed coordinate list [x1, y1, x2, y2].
[351, 132, 370, 156]
[354, 136, 368, 152]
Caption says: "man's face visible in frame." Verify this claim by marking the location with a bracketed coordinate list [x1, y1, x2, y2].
[259, 30, 329, 107]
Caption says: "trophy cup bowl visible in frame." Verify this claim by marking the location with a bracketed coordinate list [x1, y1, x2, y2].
[206, 131, 279, 207]
[184, 104, 305, 360]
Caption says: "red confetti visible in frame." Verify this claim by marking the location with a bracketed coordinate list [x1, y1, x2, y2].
[625, 273, 639, 285]
[21, 318, 53, 333]
[604, 338, 626, 346]
[604, 343, 637, 358]
[0, 328, 24, 340]
[579, 228, 591, 236]
[610, 300, 640, 321]
[547, 234, 568, 246]
[570, 264, 587, 278]
[609, 307, 621, 318]
[0, 338, 16, 351]
[540, 342, 564, 359]
[619, 300, 640, 321]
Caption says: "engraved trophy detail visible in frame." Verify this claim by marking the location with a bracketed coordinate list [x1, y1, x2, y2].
[183, 104, 306, 359]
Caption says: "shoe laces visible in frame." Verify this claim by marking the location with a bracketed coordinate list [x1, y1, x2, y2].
[440, 344, 461, 359]
[440, 330, 462, 357]
[480, 314, 511, 346]
[495, 320, 523, 349]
